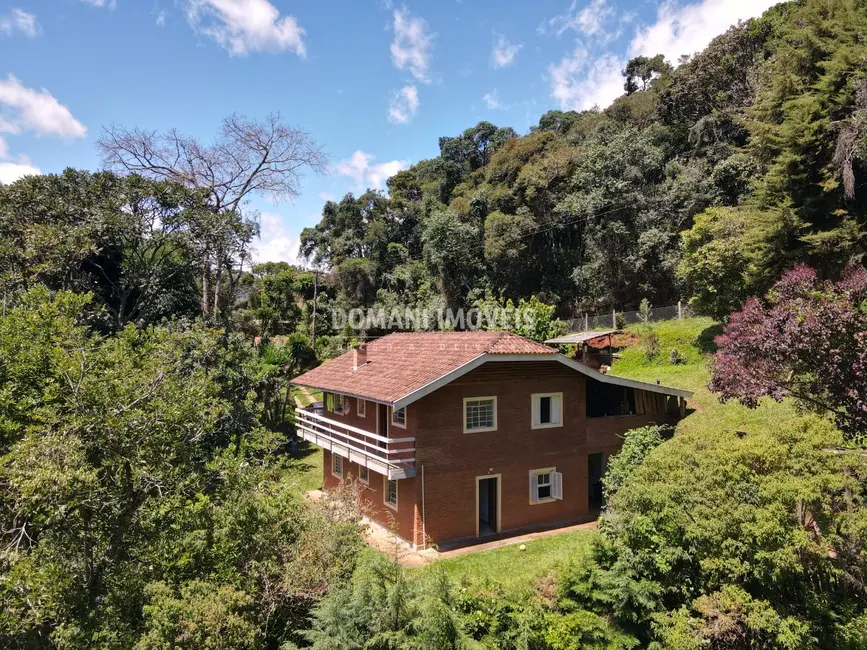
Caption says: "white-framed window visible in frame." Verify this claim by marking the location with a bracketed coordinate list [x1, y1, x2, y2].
[385, 478, 398, 509]
[463, 396, 497, 433]
[391, 406, 406, 428]
[327, 393, 348, 415]
[332, 453, 343, 479]
[529, 468, 563, 503]
[359, 465, 369, 484]
[532, 392, 563, 429]
[357, 399, 366, 417]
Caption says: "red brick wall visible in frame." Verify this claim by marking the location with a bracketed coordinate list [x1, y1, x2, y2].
[322, 449, 420, 544]
[320, 367, 682, 547]
[410, 361, 680, 545]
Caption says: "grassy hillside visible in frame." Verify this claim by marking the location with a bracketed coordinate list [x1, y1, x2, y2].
[611, 317, 802, 437]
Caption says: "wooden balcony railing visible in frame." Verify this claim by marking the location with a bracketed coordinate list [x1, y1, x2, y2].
[294, 408, 416, 480]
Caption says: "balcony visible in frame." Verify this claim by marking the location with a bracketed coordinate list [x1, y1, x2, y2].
[294, 408, 416, 480]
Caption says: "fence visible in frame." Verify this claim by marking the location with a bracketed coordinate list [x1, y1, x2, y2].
[568, 302, 693, 332]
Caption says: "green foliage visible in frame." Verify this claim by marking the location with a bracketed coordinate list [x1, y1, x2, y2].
[587, 417, 867, 648]
[678, 207, 788, 319]
[473, 294, 569, 343]
[135, 581, 259, 650]
[0, 288, 362, 648]
[600, 425, 668, 503]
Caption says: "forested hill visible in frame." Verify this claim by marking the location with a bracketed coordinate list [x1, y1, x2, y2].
[301, 0, 867, 320]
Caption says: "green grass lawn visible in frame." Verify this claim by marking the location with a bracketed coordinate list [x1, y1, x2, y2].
[288, 443, 323, 493]
[427, 530, 596, 598]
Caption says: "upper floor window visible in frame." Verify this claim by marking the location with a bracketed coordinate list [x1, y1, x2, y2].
[391, 406, 406, 428]
[357, 399, 366, 417]
[532, 393, 563, 429]
[326, 393, 348, 415]
[463, 397, 497, 433]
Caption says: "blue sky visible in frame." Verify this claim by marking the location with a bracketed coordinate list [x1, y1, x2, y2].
[0, 0, 779, 264]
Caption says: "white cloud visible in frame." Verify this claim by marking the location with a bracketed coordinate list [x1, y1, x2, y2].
[547, 0, 779, 110]
[387, 85, 419, 124]
[185, 0, 306, 56]
[390, 8, 432, 83]
[80, 0, 117, 9]
[0, 136, 8, 159]
[482, 90, 505, 110]
[155, 10, 167, 26]
[335, 151, 409, 192]
[0, 75, 87, 138]
[549, 49, 622, 110]
[490, 34, 521, 68]
[548, 0, 616, 37]
[318, 191, 336, 202]
[0, 161, 40, 184]
[628, 0, 775, 62]
[0, 9, 39, 37]
[253, 212, 300, 265]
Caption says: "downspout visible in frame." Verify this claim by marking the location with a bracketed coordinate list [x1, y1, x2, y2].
[421, 465, 426, 550]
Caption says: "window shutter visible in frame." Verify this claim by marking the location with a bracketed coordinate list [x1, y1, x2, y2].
[551, 396, 561, 424]
[532, 397, 539, 425]
[552, 471, 563, 500]
[326, 393, 333, 411]
[530, 473, 539, 503]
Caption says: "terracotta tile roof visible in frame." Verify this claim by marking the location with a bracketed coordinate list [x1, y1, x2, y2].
[291, 331, 555, 404]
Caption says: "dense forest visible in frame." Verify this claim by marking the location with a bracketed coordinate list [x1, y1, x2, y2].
[301, 0, 866, 321]
[0, 0, 866, 648]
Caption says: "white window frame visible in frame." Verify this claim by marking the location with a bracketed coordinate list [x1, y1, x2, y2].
[384, 478, 398, 510]
[529, 467, 563, 504]
[463, 396, 498, 433]
[531, 392, 564, 429]
[332, 453, 343, 479]
[391, 406, 407, 429]
[357, 398, 366, 418]
[359, 465, 369, 485]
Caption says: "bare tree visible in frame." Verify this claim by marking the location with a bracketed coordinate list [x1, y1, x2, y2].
[98, 113, 328, 317]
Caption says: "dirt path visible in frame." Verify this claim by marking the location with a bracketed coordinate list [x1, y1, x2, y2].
[294, 386, 317, 408]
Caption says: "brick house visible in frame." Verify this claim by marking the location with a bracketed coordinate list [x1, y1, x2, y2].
[291, 331, 691, 549]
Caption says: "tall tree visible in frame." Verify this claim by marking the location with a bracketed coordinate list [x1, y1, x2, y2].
[98, 113, 327, 319]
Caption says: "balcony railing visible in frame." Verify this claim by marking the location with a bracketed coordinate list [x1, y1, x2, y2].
[295, 408, 416, 480]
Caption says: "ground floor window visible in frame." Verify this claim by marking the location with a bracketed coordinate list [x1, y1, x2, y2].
[385, 479, 398, 509]
[332, 453, 343, 478]
[530, 468, 563, 503]
[359, 465, 369, 484]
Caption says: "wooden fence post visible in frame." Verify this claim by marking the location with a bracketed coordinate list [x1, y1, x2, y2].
[678, 300, 683, 320]
[584, 313, 589, 331]
[612, 309, 616, 329]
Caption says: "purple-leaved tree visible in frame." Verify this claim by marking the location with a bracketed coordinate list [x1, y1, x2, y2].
[710, 264, 867, 441]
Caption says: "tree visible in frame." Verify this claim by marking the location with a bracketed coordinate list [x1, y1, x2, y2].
[622, 54, 670, 94]
[678, 206, 787, 319]
[0, 288, 362, 648]
[710, 264, 867, 441]
[0, 170, 204, 328]
[98, 113, 328, 319]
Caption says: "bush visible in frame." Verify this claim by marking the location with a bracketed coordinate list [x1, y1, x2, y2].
[580, 417, 867, 648]
[668, 347, 685, 365]
[641, 330, 660, 360]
